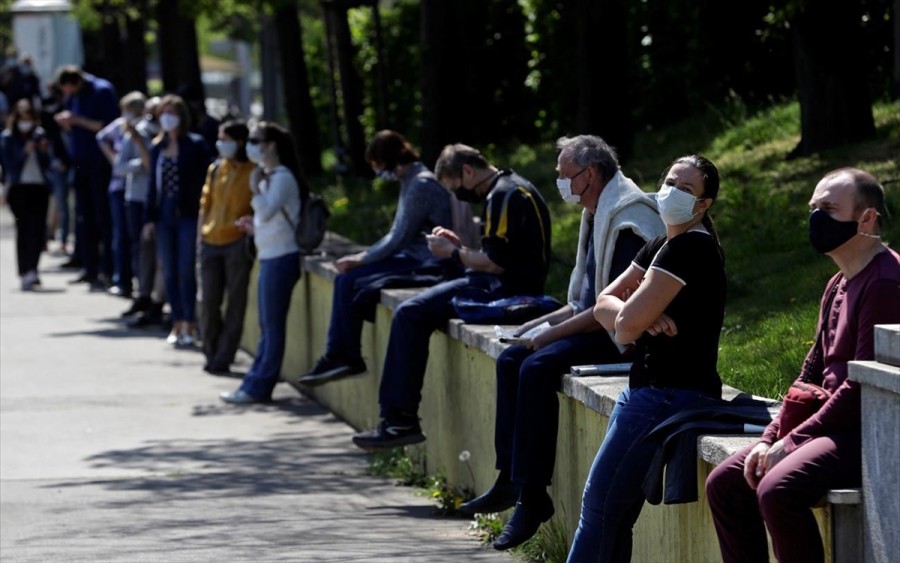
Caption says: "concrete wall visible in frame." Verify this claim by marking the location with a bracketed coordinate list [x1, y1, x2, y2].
[239, 244, 840, 562]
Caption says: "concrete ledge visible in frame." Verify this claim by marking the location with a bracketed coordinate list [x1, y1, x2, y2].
[874, 324, 899, 367]
[849, 360, 900, 394]
[828, 489, 862, 505]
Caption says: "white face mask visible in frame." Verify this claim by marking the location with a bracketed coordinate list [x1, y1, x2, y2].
[159, 113, 180, 132]
[17, 120, 34, 134]
[246, 143, 263, 165]
[556, 167, 588, 205]
[376, 168, 398, 182]
[657, 183, 700, 225]
[216, 140, 238, 159]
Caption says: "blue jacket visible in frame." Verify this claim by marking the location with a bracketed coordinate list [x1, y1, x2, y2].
[0, 127, 52, 186]
[145, 132, 211, 223]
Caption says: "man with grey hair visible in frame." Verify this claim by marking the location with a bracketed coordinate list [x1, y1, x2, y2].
[462, 134, 666, 551]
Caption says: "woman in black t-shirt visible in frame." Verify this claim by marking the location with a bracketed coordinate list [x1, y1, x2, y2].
[567, 155, 725, 563]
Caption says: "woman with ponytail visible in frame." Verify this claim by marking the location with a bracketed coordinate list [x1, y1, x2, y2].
[220, 121, 303, 404]
[567, 155, 726, 562]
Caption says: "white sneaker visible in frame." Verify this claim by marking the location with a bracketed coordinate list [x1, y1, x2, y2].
[166, 331, 179, 345]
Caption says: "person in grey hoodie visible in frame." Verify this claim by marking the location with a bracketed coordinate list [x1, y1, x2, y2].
[299, 130, 455, 386]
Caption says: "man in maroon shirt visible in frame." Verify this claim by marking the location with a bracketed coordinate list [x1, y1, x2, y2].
[705, 168, 900, 563]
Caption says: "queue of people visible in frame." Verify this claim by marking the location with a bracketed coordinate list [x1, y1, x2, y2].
[3, 62, 897, 563]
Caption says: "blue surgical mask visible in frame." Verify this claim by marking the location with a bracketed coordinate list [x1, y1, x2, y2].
[246, 143, 263, 165]
[216, 140, 238, 159]
[657, 183, 699, 225]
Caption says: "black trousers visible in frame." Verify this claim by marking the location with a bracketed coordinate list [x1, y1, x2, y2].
[198, 238, 253, 368]
[495, 330, 622, 487]
[73, 160, 112, 279]
[7, 183, 50, 277]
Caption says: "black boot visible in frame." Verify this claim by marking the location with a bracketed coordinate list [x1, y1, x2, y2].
[493, 486, 554, 551]
[459, 471, 520, 515]
[129, 301, 163, 328]
[121, 296, 152, 318]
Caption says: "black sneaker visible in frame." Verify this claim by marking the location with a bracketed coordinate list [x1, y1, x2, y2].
[298, 356, 367, 387]
[352, 419, 426, 450]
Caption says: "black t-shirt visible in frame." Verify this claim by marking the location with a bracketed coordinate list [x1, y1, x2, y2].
[480, 169, 552, 296]
[628, 230, 725, 397]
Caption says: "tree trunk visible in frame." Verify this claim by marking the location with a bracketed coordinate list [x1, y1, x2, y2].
[574, 0, 633, 162]
[155, 0, 205, 103]
[121, 0, 148, 95]
[789, 0, 875, 157]
[419, 0, 466, 167]
[273, 0, 323, 176]
[326, 1, 369, 176]
[894, 0, 900, 100]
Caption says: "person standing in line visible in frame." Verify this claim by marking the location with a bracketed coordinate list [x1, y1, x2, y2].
[144, 94, 212, 347]
[198, 120, 255, 375]
[220, 121, 303, 404]
[706, 168, 900, 563]
[40, 81, 73, 257]
[54, 65, 119, 290]
[97, 91, 148, 298]
[1, 99, 53, 290]
[567, 155, 726, 563]
[118, 97, 161, 319]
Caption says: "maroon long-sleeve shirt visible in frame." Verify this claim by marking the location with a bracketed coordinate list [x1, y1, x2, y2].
[762, 247, 900, 452]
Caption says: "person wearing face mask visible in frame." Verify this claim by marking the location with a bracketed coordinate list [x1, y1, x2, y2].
[40, 81, 74, 257]
[220, 121, 305, 404]
[1, 98, 54, 290]
[197, 120, 255, 375]
[566, 155, 727, 562]
[299, 129, 457, 386]
[117, 96, 163, 321]
[54, 65, 119, 290]
[463, 135, 665, 551]
[96, 91, 149, 298]
[144, 94, 212, 347]
[705, 168, 899, 563]
[351, 143, 552, 451]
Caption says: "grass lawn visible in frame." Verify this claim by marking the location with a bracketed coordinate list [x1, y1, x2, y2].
[315, 99, 900, 399]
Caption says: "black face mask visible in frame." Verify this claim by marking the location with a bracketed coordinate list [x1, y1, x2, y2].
[808, 209, 858, 254]
[454, 186, 485, 203]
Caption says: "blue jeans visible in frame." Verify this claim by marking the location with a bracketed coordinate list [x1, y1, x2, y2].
[240, 252, 300, 400]
[108, 189, 131, 290]
[567, 386, 709, 563]
[325, 254, 421, 361]
[378, 273, 498, 419]
[156, 194, 197, 322]
[50, 168, 70, 244]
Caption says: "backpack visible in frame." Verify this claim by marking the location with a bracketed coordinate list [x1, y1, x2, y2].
[288, 193, 330, 255]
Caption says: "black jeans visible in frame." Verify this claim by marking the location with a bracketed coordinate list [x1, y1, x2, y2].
[7, 183, 50, 277]
[199, 238, 253, 368]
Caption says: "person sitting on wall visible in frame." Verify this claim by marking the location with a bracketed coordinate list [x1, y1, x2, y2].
[705, 167, 900, 563]
[298, 130, 458, 387]
[464, 135, 665, 551]
[351, 143, 553, 451]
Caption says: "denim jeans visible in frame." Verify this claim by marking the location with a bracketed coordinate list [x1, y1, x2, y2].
[50, 167, 70, 244]
[567, 386, 709, 563]
[325, 254, 421, 361]
[156, 194, 197, 322]
[378, 273, 498, 419]
[108, 189, 132, 290]
[240, 252, 300, 400]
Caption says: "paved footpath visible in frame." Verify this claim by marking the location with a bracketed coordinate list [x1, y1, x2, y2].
[0, 208, 511, 563]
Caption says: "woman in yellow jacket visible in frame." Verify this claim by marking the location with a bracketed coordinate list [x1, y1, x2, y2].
[198, 120, 256, 374]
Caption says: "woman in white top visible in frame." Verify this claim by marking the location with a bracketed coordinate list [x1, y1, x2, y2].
[220, 121, 304, 404]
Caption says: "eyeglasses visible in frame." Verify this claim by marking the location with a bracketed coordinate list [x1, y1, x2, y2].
[247, 138, 264, 145]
